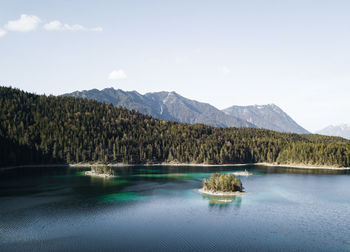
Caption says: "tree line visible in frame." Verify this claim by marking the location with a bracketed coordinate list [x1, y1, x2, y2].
[1, 86, 350, 168]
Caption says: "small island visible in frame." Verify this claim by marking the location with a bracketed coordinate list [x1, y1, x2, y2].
[85, 166, 116, 178]
[232, 169, 253, 176]
[199, 173, 244, 196]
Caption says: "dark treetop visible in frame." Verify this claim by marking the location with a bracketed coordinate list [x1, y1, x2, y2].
[202, 173, 243, 192]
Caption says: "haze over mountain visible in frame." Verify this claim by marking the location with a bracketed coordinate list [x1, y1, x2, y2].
[222, 104, 309, 134]
[317, 124, 350, 140]
[62, 88, 309, 133]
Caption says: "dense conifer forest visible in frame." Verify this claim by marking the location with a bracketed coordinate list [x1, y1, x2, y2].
[1, 86, 350, 168]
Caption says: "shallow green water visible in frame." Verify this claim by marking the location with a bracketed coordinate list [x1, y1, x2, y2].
[0, 165, 349, 251]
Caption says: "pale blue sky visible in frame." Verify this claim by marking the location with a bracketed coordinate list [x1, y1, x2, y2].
[1, 0, 350, 132]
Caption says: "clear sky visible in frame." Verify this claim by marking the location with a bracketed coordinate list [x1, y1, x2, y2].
[1, 0, 350, 132]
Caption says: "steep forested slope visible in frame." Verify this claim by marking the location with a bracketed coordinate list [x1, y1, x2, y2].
[1, 87, 350, 168]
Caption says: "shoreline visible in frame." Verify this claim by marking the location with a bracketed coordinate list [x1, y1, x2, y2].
[198, 188, 245, 196]
[254, 162, 350, 170]
[70, 162, 350, 170]
[232, 170, 253, 176]
[1, 162, 350, 172]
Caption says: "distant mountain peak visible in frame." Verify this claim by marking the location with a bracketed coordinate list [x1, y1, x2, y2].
[62, 88, 255, 128]
[62, 88, 308, 133]
[102, 87, 116, 91]
[222, 104, 309, 134]
[317, 124, 350, 140]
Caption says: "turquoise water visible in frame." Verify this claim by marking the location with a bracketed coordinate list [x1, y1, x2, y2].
[0, 165, 349, 251]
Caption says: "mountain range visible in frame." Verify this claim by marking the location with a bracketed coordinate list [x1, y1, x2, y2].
[317, 124, 350, 140]
[223, 104, 308, 134]
[62, 87, 309, 134]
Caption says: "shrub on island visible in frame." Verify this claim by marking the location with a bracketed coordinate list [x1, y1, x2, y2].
[91, 166, 115, 176]
[202, 173, 243, 192]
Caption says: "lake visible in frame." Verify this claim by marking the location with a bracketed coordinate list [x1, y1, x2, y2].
[0, 165, 349, 251]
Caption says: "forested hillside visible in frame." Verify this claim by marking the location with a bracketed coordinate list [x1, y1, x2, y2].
[1, 87, 350, 168]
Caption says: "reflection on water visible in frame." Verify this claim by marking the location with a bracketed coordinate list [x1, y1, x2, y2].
[101, 191, 148, 202]
[0, 165, 350, 252]
[133, 173, 194, 180]
[53, 171, 86, 178]
[259, 165, 350, 175]
[134, 168, 160, 173]
[202, 194, 242, 208]
[89, 177, 130, 187]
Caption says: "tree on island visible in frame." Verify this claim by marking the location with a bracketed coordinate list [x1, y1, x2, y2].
[91, 166, 115, 176]
[202, 173, 243, 192]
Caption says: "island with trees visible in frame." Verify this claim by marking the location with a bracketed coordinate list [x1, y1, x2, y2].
[199, 173, 244, 196]
[85, 166, 116, 178]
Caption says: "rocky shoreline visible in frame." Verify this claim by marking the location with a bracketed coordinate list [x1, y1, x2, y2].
[198, 188, 245, 196]
[2, 162, 350, 172]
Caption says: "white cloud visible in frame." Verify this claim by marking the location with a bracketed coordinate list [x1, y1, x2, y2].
[108, 69, 127, 80]
[1, 15, 102, 38]
[44, 20, 103, 32]
[0, 29, 7, 37]
[218, 66, 231, 75]
[43, 20, 62, 31]
[63, 24, 86, 31]
[5, 14, 41, 32]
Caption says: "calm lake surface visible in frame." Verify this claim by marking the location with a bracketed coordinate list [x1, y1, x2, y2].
[0, 165, 350, 252]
